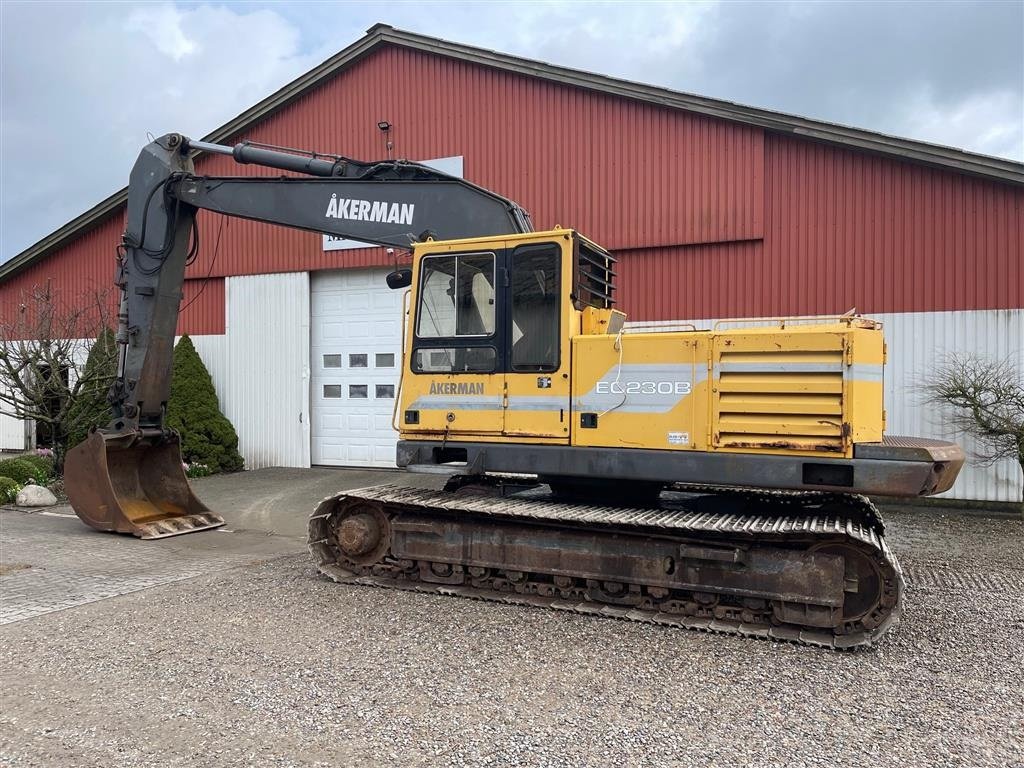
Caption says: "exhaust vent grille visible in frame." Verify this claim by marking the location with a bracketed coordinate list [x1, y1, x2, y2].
[713, 344, 846, 453]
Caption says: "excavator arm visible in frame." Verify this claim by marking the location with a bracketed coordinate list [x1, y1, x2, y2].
[65, 133, 532, 538]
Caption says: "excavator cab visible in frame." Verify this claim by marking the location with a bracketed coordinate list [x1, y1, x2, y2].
[65, 430, 224, 539]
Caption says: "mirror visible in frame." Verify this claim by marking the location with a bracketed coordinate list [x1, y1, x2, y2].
[386, 268, 412, 289]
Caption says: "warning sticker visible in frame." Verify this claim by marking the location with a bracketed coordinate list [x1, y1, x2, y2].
[668, 432, 689, 445]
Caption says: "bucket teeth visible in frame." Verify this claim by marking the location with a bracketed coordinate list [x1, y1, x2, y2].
[137, 513, 226, 540]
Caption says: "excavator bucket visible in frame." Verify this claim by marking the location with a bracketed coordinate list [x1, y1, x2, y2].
[64, 430, 225, 539]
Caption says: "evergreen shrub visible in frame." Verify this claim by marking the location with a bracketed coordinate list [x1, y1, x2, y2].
[166, 335, 244, 473]
[65, 327, 117, 450]
[0, 458, 42, 485]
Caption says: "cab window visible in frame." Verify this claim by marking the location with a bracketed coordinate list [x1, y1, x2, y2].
[510, 244, 560, 371]
[411, 347, 496, 373]
[416, 253, 495, 338]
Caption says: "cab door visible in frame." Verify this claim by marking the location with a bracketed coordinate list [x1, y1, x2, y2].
[403, 248, 505, 435]
[502, 240, 571, 440]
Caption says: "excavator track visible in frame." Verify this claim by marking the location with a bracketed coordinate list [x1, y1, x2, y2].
[308, 483, 903, 649]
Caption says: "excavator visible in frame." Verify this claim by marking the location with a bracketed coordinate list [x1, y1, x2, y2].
[65, 133, 965, 648]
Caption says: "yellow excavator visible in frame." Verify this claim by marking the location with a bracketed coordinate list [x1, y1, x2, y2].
[65, 134, 964, 648]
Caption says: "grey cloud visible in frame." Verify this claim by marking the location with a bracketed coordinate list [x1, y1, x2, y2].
[686, 1, 1023, 156]
[1, 1, 330, 260]
[2, 1, 1020, 263]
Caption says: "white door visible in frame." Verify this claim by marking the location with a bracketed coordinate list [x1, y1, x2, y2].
[310, 269, 404, 467]
[225, 272, 311, 469]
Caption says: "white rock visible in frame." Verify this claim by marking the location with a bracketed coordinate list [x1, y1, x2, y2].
[15, 484, 57, 507]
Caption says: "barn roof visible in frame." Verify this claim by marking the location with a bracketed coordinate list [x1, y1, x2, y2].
[3, 22, 1021, 282]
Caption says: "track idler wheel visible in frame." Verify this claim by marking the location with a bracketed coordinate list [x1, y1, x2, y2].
[808, 540, 897, 632]
[331, 502, 392, 566]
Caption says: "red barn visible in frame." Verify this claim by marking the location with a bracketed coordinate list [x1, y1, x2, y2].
[1, 24, 1021, 501]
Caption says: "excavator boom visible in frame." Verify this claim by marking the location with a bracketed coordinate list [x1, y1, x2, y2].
[65, 133, 531, 538]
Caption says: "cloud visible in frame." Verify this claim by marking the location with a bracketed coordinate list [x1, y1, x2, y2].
[2, 0, 1020, 261]
[126, 4, 197, 62]
[0, 1, 328, 259]
[901, 89, 1023, 162]
[650, 0, 1024, 159]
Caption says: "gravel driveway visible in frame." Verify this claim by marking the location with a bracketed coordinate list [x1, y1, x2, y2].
[1, 500, 1022, 767]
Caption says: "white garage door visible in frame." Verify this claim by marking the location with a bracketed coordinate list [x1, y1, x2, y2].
[311, 269, 404, 467]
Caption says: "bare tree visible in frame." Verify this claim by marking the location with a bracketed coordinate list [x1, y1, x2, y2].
[923, 354, 1024, 506]
[0, 282, 118, 469]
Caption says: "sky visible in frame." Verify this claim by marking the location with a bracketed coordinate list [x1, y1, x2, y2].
[1, 0, 1022, 262]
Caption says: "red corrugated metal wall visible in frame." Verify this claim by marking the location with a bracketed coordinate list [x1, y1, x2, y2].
[0, 211, 226, 335]
[1, 215, 123, 331]
[178, 277, 224, 335]
[2, 43, 1021, 332]
[761, 134, 1021, 316]
[617, 135, 1023, 320]
[184, 46, 763, 282]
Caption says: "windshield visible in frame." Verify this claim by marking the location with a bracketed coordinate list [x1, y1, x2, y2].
[416, 252, 496, 338]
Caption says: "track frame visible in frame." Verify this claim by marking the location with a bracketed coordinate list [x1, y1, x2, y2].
[308, 483, 904, 650]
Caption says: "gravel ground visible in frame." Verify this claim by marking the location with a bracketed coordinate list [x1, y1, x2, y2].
[2, 507, 1023, 768]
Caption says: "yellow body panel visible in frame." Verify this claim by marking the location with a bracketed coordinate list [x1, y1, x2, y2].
[570, 321, 884, 458]
[398, 229, 885, 460]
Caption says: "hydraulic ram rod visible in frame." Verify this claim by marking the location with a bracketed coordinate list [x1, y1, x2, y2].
[186, 138, 348, 177]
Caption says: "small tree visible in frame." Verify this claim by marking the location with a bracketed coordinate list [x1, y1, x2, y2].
[64, 326, 118, 450]
[166, 334, 244, 473]
[923, 354, 1024, 506]
[0, 283, 116, 470]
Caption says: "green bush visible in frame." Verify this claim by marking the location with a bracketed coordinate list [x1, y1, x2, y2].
[0, 476, 20, 503]
[0, 458, 44, 486]
[166, 335, 244, 473]
[65, 327, 117, 450]
[19, 454, 55, 481]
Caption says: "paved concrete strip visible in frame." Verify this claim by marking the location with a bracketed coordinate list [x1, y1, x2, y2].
[0, 511, 303, 625]
[0, 467, 422, 626]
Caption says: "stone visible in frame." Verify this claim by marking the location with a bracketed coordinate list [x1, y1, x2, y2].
[15, 484, 57, 507]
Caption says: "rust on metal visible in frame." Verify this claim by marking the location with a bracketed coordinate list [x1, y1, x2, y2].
[65, 430, 224, 539]
[333, 503, 391, 564]
[308, 482, 904, 649]
[854, 436, 966, 495]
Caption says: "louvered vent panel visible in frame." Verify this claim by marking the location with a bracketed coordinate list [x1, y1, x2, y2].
[713, 345, 846, 453]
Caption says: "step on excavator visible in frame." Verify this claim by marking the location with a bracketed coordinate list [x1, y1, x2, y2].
[65, 134, 964, 648]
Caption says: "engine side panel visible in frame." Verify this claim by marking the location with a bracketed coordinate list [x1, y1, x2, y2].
[570, 321, 885, 459]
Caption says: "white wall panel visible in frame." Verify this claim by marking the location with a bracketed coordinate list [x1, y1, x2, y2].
[874, 309, 1023, 503]
[626, 310, 1024, 503]
[224, 272, 310, 470]
[0, 384, 28, 451]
